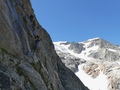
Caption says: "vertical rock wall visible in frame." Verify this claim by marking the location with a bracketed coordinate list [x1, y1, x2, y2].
[0, 0, 89, 90]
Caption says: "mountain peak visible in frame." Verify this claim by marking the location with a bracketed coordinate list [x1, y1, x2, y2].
[84, 37, 106, 43]
[54, 38, 120, 90]
[54, 37, 120, 61]
[86, 37, 101, 42]
[83, 37, 118, 49]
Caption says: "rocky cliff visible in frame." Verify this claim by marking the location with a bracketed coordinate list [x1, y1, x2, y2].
[0, 0, 89, 90]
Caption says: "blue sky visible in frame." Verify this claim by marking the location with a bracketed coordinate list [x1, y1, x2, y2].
[30, 0, 120, 45]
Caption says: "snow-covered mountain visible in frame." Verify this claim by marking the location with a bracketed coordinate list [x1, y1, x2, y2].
[53, 37, 120, 90]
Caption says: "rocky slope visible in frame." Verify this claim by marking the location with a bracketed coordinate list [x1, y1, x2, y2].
[0, 0, 89, 90]
[54, 38, 120, 90]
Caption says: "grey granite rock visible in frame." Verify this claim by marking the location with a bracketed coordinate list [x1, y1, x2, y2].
[0, 0, 89, 90]
[68, 42, 85, 54]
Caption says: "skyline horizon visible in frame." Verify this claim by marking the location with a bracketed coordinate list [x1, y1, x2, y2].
[30, 0, 120, 45]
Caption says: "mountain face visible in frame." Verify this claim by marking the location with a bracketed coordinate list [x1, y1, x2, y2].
[0, 0, 89, 90]
[54, 38, 120, 90]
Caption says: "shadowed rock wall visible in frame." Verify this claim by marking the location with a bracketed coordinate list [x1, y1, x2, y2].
[0, 0, 89, 90]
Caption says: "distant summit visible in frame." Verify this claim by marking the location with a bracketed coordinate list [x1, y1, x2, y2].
[54, 37, 120, 90]
[83, 37, 119, 49]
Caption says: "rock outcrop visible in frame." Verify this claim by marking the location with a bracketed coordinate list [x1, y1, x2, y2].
[0, 0, 89, 90]
[68, 42, 85, 54]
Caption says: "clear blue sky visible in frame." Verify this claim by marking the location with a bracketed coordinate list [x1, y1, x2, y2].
[30, 0, 120, 45]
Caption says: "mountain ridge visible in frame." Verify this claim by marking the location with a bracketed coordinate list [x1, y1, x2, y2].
[54, 37, 120, 90]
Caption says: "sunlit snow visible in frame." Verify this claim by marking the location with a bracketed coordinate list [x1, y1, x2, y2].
[86, 37, 100, 42]
[107, 48, 117, 52]
[75, 65, 108, 90]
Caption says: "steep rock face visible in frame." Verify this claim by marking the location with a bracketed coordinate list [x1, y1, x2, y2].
[0, 0, 88, 90]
